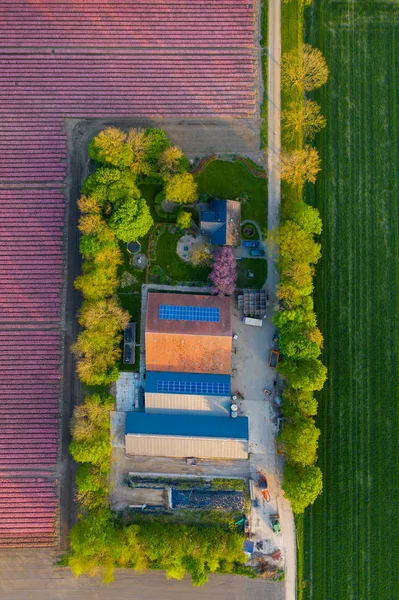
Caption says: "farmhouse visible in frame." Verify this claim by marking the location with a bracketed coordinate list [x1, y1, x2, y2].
[200, 199, 241, 246]
[125, 291, 248, 460]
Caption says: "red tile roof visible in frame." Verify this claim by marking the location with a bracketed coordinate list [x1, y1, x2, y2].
[145, 293, 232, 374]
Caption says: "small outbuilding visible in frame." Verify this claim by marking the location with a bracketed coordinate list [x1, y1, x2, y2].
[125, 412, 249, 460]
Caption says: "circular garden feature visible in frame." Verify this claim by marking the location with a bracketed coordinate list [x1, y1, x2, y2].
[240, 222, 259, 240]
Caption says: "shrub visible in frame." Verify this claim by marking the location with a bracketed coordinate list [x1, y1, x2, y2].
[282, 463, 323, 514]
[176, 209, 192, 230]
[188, 243, 212, 267]
[209, 247, 237, 295]
[164, 172, 198, 204]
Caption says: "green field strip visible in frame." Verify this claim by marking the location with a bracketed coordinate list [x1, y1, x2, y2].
[304, 2, 399, 599]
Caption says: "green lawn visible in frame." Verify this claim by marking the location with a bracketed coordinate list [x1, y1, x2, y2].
[195, 160, 268, 231]
[236, 259, 267, 289]
[152, 229, 210, 285]
[303, 2, 399, 599]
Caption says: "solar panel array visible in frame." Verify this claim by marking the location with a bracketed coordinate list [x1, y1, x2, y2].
[157, 380, 230, 396]
[159, 304, 220, 322]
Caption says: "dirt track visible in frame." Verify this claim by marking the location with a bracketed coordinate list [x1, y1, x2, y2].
[0, 548, 284, 600]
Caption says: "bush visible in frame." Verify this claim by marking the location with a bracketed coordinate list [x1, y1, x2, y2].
[282, 463, 323, 514]
[176, 209, 192, 230]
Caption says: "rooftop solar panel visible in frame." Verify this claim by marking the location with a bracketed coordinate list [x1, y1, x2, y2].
[157, 380, 230, 396]
[159, 304, 220, 322]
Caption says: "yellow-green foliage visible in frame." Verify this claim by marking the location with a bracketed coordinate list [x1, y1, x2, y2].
[67, 508, 248, 586]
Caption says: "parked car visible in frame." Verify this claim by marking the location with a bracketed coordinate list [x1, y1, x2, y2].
[124, 345, 132, 363]
[249, 249, 265, 257]
[242, 240, 259, 248]
[124, 327, 133, 343]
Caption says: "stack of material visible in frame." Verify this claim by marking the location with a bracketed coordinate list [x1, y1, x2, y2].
[237, 289, 267, 317]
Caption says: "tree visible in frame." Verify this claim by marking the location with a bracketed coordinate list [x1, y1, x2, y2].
[209, 247, 237, 295]
[126, 128, 151, 175]
[164, 172, 198, 204]
[74, 263, 119, 301]
[70, 395, 112, 443]
[159, 145, 184, 173]
[278, 221, 321, 266]
[278, 357, 328, 391]
[144, 128, 171, 164]
[177, 209, 192, 230]
[281, 44, 329, 92]
[288, 202, 322, 235]
[109, 196, 153, 242]
[280, 146, 321, 187]
[282, 99, 326, 142]
[78, 298, 129, 334]
[188, 243, 212, 267]
[277, 319, 322, 360]
[282, 388, 318, 418]
[88, 128, 133, 168]
[278, 417, 320, 466]
[282, 464, 323, 513]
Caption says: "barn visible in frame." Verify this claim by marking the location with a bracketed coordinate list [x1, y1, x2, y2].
[145, 292, 232, 374]
[125, 412, 248, 460]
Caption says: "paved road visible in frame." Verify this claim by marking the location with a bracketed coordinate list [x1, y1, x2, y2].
[0, 549, 284, 600]
[267, 1, 297, 600]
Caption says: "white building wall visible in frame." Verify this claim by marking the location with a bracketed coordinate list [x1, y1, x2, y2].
[125, 434, 248, 460]
[145, 393, 230, 415]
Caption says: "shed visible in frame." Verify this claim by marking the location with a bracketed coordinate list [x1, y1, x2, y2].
[145, 371, 230, 415]
[125, 412, 249, 460]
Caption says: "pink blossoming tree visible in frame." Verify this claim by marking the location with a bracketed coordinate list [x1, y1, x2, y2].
[209, 247, 237, 295]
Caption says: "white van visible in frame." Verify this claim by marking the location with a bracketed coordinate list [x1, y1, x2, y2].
[243, 317, 263, 327]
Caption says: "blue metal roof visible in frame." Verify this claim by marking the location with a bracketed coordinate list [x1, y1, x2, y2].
[200, 199, 227, 245]
[125, 412, 248, 440]
[146, 371, 231, 396]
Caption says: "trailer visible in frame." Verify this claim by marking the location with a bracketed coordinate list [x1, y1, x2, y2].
[243, 316, 263, 327]
[268, 349, 280, 368]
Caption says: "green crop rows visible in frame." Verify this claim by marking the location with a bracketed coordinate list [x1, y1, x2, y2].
[303, 2, 399, 598]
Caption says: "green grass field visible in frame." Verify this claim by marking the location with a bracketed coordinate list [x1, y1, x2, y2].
[195, 160, 268, 231]
[303, 2, 399, 598]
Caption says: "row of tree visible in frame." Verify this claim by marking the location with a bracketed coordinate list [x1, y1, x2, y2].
[280, 44, 328, 187]
[275, 204, 326, 513]
[276, 43, 329, 513]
